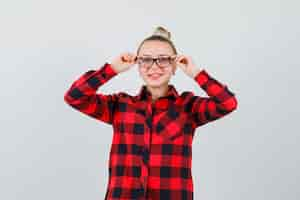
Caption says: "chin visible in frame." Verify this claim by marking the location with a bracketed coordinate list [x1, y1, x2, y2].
[146, 79, 168, 87]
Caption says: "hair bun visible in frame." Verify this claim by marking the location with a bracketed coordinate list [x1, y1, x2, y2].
[152, 26, 171, 40]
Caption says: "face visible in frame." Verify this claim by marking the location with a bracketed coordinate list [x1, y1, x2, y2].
[137, 40, 177, 87]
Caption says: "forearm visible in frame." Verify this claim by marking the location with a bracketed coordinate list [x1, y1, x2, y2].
[64, 62, 117, 103]
[188, 68, 237, 127]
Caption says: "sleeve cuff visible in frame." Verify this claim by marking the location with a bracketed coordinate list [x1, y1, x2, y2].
[100, 62, 118, 79]
[194, 69, 209, 86]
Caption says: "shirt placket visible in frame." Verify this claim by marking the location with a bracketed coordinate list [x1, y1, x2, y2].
[140, 99, 154, 197]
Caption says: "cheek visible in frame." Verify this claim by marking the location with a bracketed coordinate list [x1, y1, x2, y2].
[171, 65, 176, 73]
[163, 72, 172, 80]
[164, 68, 173, 77]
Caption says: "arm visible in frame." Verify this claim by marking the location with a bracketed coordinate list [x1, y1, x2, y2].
[64, 62, 119, 125]
[188, 69, 238, 128]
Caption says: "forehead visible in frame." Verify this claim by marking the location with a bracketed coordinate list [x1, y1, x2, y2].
[139, 40, 174, 56]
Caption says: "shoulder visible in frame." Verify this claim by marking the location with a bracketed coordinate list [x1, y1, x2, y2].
[179, 91, 199, 101]
[114, 91, 136, 102]
[180, 91, 194, 98]
[177, 91, 204, 112]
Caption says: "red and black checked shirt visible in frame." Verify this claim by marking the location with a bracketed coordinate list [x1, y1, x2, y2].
[64, 62, 238, 200]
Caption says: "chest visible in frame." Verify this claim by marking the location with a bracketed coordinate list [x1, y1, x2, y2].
[112, 99, 195, 144]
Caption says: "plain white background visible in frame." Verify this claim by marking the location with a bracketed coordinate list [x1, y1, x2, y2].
[1, 0, 299, 199]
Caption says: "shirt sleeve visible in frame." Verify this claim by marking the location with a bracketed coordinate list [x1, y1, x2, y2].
[188, 68, 238, 128]
[64, 62, 119, 125]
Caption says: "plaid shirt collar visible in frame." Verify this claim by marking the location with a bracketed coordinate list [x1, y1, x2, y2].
[136, 84, 179, 102]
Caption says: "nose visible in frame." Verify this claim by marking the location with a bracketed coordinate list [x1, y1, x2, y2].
[148, 61, 161, 72]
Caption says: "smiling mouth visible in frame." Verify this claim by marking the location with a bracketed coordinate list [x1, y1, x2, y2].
[148, 73, 163, 79]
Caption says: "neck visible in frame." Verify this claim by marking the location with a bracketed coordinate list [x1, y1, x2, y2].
[146, 84, 169, 102]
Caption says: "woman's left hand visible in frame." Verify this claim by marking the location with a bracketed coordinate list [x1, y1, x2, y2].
[175, 55, 202, 78]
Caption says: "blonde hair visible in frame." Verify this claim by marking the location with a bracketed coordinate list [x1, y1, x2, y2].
[136, 26, 177, 55]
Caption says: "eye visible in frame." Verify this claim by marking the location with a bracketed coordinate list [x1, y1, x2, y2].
[159, 57, 169, 61]
[142, 57, 153, 62]
[158, 57, 171, 64]
[138, 57, 153, 66]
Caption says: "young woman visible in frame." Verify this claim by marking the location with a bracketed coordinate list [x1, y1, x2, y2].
[64, 26, 238, 200]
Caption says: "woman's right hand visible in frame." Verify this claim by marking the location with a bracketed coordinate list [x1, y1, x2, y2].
[110, 52, 137, 74]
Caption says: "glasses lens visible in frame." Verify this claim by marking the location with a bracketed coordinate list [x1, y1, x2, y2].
[139, 57, 153, 67]
[157, 57, 171, 66]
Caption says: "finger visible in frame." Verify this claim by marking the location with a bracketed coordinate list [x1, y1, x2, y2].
[125, 54, 131, 62]
[176, 62, 185, 70]
[179, 57, 188, 65]
[130, 54, 136, 62]
[133, 53, 137, 60]
[134, 56, 138, 63]
[177, 65, 187, 73]
[175, 55, 182, 64]
[127, 53, 133, 60]
[177, 56, 186, 65]
[121, 55, 126, 62]
[128, 55, 134, 63]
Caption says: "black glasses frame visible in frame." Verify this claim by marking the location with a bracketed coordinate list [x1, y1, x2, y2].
[135, 55, 177, 70]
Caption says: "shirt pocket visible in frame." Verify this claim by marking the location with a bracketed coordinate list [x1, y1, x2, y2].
[155, 106, 191, 141]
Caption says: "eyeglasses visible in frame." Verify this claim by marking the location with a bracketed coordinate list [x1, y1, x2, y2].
[135, 55, 177, 71]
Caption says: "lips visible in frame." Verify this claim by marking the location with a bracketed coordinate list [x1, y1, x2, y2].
[148, 73, 163, 79]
